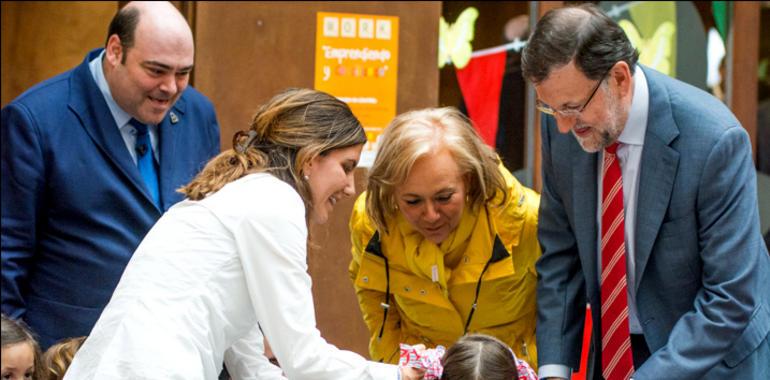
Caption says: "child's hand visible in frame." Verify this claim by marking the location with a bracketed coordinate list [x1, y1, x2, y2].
[398, 343, 446, 379]
[401, 344, 426, 380]
[400, 365, 426, 380]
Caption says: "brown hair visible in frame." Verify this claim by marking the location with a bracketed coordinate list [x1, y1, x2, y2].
[106, 6, 140, 55]
[521, 3, 639, 84]
[179, 88, 366, 213]
[1, 314, 44, 380]
[440, 334, 518, 380]
[365, 107, 506, 234]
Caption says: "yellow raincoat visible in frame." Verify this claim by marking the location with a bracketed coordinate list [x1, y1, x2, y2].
[349, 166, 541, 367]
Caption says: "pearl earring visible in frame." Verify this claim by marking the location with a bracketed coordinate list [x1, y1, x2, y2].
[303, 174, 310, 181]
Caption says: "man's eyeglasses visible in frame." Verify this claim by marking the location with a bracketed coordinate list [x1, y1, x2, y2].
[536, 66, 613, 118]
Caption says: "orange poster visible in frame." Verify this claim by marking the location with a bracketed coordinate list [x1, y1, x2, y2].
[315, 12, 399, 166]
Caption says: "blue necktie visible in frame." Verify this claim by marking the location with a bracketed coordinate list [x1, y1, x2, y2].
[129, 119, 160, 208]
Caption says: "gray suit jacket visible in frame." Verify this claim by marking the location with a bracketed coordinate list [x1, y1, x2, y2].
[536, 66, 770, 379]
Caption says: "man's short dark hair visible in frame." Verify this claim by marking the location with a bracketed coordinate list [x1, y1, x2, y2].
[521, 3, 639, 84]
[105, 5, 141, 64]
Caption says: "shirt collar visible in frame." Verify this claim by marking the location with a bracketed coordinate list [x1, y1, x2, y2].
[617, 66, 649, 147]
[89, 50, 133, 129]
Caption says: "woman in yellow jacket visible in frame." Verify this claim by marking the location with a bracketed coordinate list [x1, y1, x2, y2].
[349, 107, 541, 368]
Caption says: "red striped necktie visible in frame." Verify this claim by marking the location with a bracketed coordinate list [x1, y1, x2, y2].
[600, 142, 634, 380]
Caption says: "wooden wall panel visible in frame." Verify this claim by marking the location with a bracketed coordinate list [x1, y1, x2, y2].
[1, 1, 117, 106]
[194, 1, 439, 152]
[531, 1, 563, 192]
[729, 1, 760, 159]
[194, 1, 440, 357]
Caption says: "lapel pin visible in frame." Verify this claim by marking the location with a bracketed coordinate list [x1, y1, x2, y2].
[170, 111, 179, 124]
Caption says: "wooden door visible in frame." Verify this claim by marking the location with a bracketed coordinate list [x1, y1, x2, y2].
[1, 1, 117, 106]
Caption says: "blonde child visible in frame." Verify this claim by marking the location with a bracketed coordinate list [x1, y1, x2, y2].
[41, 337, 86, 380]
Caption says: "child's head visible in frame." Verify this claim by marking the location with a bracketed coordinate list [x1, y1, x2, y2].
[41, 336, 86, 380]
[1, 314, 43, 380]
[440, 334, 518, 380]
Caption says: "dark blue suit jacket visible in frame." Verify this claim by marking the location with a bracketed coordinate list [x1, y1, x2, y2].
[536, 66, 770, 379]
[1, 49, 221, 348]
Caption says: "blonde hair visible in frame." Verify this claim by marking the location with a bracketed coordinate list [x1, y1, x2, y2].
[365, 107, 506, 233]
[41, 336, 86, 380]
[179, 88, 366, 213]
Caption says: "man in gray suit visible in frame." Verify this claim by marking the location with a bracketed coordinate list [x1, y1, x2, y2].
[521, 4, 770, 380]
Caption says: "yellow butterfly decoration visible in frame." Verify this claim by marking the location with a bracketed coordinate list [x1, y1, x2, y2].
[620, 19, 675, 76]
[438, 7, 478, 69]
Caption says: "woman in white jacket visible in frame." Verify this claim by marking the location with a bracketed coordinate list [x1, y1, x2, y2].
[65, 88, 422, 380]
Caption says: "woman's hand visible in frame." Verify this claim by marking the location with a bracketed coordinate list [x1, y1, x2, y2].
[400, 366, 426, 380]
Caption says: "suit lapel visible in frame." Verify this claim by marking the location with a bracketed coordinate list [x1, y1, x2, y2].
[68, 50, 160, 213]
[158, 96, 185, 211]
[634, 67, 680, 289]
[572, 141, 600, 297]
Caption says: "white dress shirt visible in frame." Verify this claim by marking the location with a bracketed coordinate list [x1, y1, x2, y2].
[538, 67, 649, 380]
[89, 50, 159, 163]
[65, 173, 397, 380]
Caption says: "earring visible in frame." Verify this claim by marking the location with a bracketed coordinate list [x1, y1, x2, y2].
[303, 174, 310, 181]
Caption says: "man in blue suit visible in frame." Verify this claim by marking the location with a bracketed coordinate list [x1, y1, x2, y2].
[522, 4, 770, 380]
[1, 1, 220, 348]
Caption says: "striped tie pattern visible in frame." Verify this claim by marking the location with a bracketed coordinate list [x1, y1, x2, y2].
[600, 143, 634, 380]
